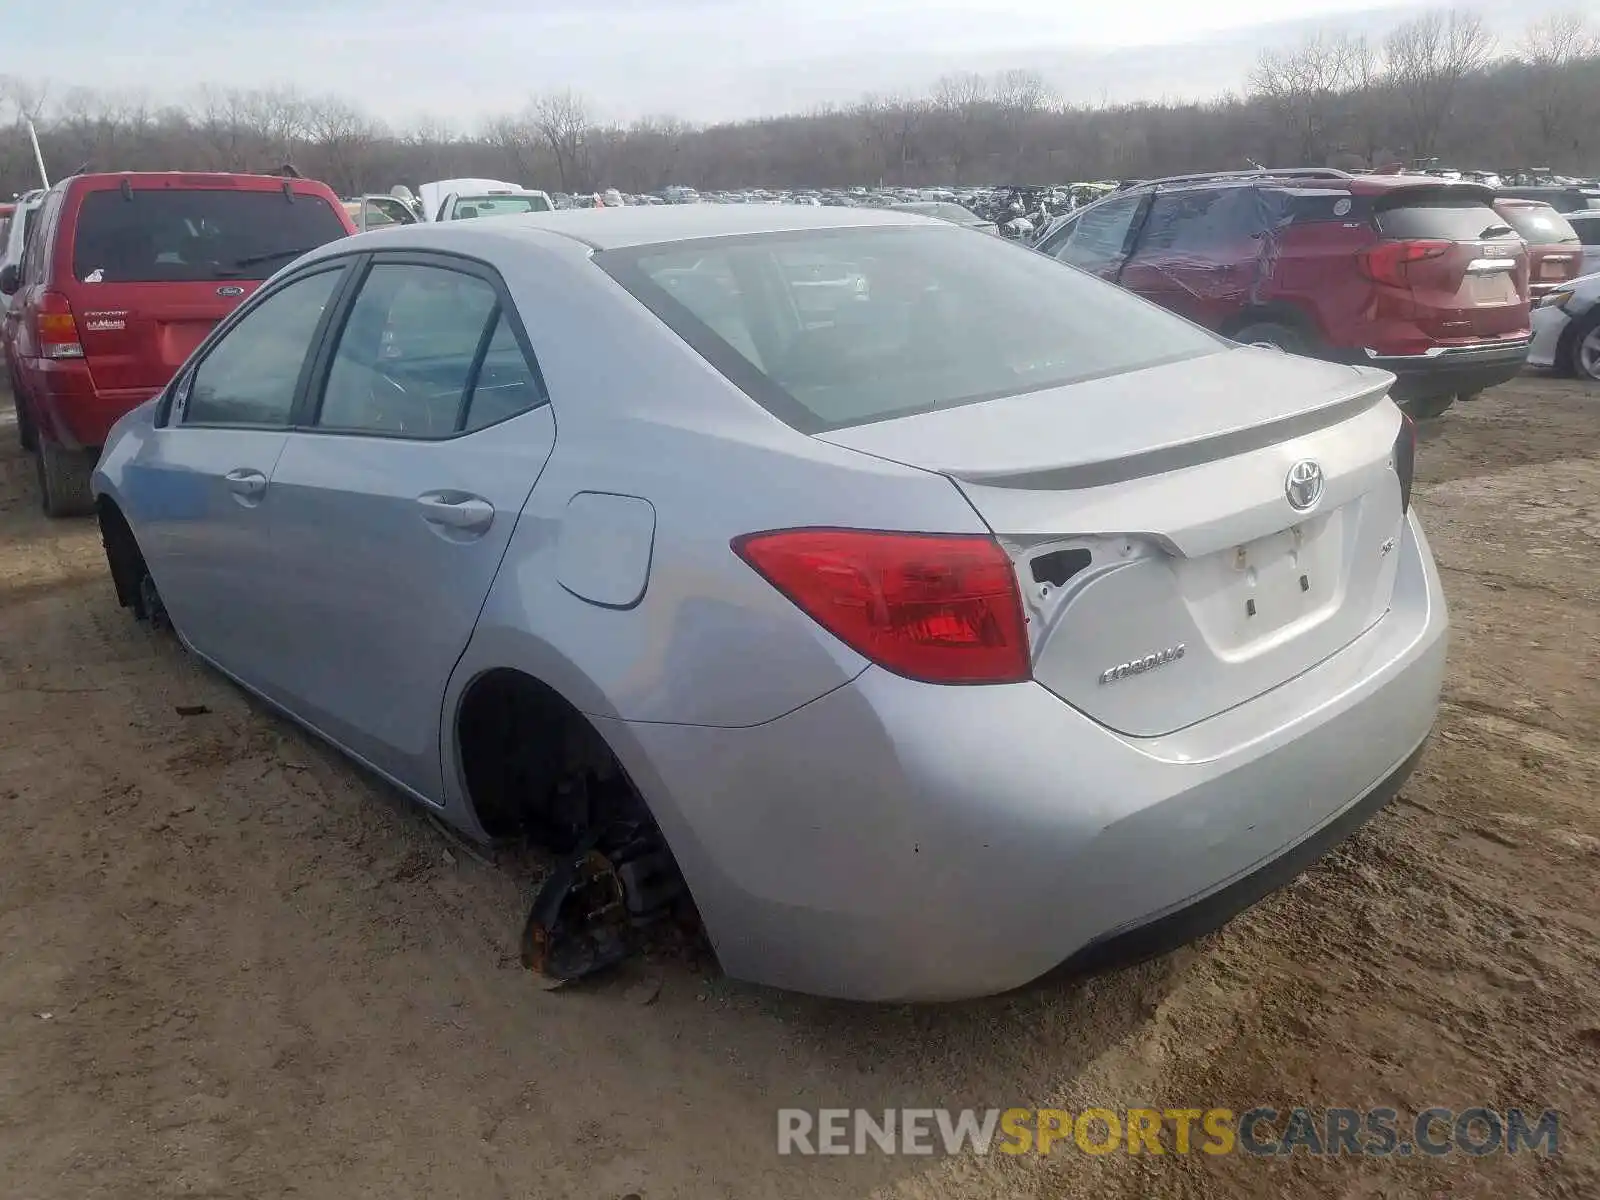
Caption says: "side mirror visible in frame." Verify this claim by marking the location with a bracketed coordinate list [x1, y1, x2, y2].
[0, 264, 19, 296]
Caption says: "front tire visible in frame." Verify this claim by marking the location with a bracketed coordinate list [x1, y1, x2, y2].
[1569, 312, 1600, 382]
[35, 440, 95, 518]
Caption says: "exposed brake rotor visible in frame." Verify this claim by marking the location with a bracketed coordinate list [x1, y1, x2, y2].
[519, 823, 687, 987]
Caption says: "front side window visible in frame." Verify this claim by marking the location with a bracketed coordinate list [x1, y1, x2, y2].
[185, 269, 343, 426]
[71, 188, 349, 284]
[603, 224, 1221, 433]
[1046, 194, 1144, 269]
[316, 262, 539, 438]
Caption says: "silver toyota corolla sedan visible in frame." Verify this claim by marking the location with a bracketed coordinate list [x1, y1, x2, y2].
[91, 206, 1448, 1001]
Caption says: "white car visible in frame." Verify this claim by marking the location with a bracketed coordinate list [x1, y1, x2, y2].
[1528, 272, 1600, 381]
[1565, 212, 1600, 277]
[418, 179, 553, 223]
[0, 189, 46, 320]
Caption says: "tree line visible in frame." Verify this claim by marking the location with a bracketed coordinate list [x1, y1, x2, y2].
[3, 8, 1597, 200]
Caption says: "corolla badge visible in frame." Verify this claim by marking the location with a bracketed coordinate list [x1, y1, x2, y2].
[1099, 644, 1186, 685]
[217, 285, 246, 297]
[1285, 460, 1325, 511]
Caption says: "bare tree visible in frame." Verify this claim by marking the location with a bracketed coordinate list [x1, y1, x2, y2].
[530, 90, 592, 192]
[1250, 34, 1365, 164]
[303, 96, 381, 194]
[1384, 9, 1495, 161]
[1519, 12, 1600, 161]
[194, 87, 255, 171]
[6, 19, 1600, 201]
[931, 72, 988, 182]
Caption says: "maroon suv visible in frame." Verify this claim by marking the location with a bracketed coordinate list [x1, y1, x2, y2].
[1, 172, 356, 515]
[1036, 168, 1531, 419]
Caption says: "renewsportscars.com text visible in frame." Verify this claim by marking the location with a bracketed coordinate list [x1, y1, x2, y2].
[777, 1106, 1560, 1158]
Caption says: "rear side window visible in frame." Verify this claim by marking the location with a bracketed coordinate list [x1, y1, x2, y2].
[1497, 205, 1580, 245]
[23, 193, 60, 283]
[316, 262, 545, 438]
[318, 263, 498, 437]
[1570, 216, 1600, 247]
[602, 225, 1222, 433]
[1374, 191, 1513, 241]
[1136, 188, 1260, 254]
[71, 187, 349, 284]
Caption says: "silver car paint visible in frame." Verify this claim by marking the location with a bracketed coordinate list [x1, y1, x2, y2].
[94, 207, 1448, 1000]
[1528, 271, 1600, 370]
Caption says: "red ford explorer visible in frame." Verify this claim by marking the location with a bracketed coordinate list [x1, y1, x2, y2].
[1, 172, 356, 515]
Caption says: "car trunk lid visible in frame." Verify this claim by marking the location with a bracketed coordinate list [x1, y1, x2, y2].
[819, 348, 1409, 737]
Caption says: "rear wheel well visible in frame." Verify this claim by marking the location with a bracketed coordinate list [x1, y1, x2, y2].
[455, 669, 648, 850]
[96, 496, 146, 612]
[1220, 304, 1325, 349]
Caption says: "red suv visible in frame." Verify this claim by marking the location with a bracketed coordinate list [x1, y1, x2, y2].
[1, 172, 356, 515]
[1036, 168, 1531, 419]
[1492, 198, 1585, 299]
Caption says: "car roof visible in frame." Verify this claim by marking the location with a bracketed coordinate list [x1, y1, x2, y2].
[59, 171, 333, 194]
[395, 203, 931, 251]
[1132, 170, 1491, 200]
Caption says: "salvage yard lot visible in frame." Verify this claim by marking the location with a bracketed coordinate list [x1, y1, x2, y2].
[1, 378, 1597, 1200]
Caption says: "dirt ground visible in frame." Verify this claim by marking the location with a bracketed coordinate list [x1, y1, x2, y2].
[1, 377, 1596, 1200]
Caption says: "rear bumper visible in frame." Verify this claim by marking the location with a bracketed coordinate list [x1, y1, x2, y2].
[1053, 737, 1427, 978]
[598, 513, 1449, 1001]
[1351, 338, 1531, 400]
[20, 359, 156, 449]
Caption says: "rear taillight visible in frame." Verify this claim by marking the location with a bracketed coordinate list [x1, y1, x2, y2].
[733, 528, 1030, 685]
[1393, 413, 1416, 515]
[37, 291, 84, 360]
[1358, 240, 1451, 288]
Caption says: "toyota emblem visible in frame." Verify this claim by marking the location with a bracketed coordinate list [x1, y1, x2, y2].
[1285, 460, 1325, 511]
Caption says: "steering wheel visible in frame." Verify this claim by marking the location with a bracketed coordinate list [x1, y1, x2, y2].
[365, 369, 437, 435]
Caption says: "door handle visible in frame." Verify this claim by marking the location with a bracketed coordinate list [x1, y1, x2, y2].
[224, 468, 268, 499]
[416, 492, 495, 533]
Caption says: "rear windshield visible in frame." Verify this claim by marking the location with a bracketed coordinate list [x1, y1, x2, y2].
[71, 187, 349, 283]
[600, 225, 1222, 433]
[1374, 191, 1513, 241]
[1496, 204, 1580, 245]
[454, 195, 552, 217]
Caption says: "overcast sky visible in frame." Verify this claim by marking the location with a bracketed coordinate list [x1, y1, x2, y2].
[1, 0, 1562, 127]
